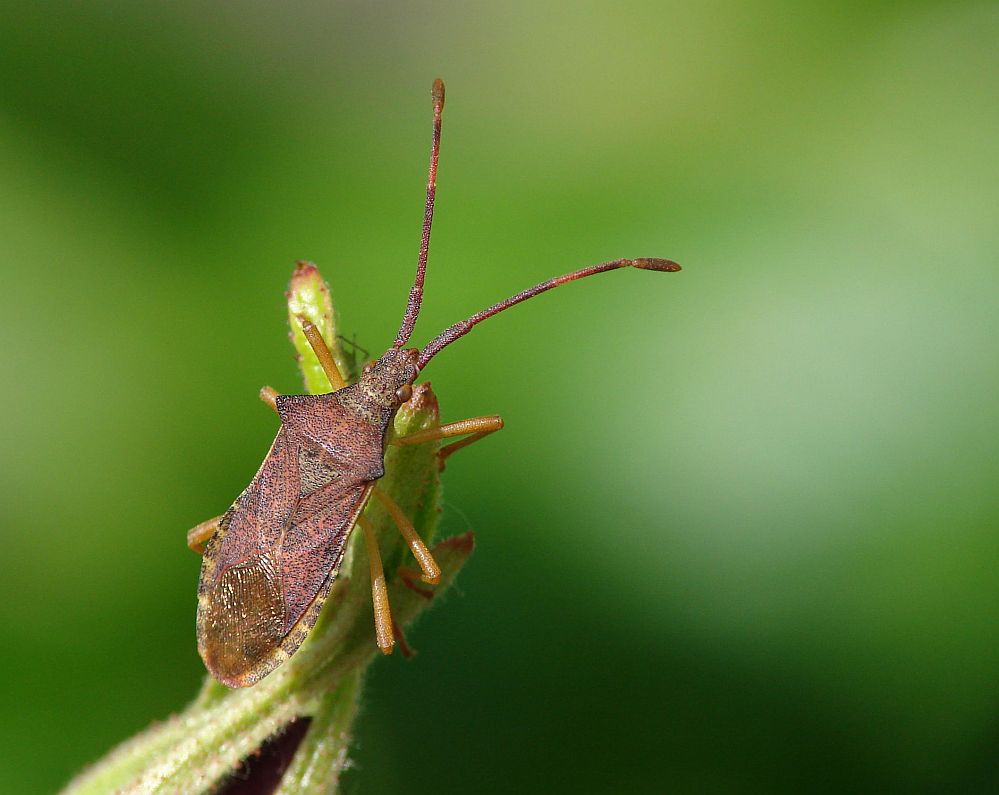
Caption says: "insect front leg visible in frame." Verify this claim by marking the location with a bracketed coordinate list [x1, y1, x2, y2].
[186, 515, 221, 554]
[296, 316, 347, 391]
[390, 414, 504, 470]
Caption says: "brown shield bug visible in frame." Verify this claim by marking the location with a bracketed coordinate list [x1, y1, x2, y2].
[187, 79, 681, 688]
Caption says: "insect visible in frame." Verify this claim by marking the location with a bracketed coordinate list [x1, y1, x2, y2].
[187, 79, 681, 688]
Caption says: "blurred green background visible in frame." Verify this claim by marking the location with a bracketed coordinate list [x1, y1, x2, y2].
[1, 2, 996, 792]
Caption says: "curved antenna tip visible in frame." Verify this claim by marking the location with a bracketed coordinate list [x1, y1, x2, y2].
[432, 78, 445, 110]
[632, 257, 681, 272]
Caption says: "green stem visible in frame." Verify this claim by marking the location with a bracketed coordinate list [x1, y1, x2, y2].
[275, 670, 363, 795]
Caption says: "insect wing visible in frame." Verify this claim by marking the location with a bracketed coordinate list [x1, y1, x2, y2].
[273, 479, 371, 665]
[197, 427, 367, 687]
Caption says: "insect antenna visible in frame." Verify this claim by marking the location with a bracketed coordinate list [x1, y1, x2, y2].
[418, 257, 681, 369]
[394, 78, 446, 348]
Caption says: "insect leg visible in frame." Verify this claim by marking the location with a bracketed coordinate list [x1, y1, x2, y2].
[371, 486, 441, 585]
[357, 514, 395, 655]
[186, 515, 221, 554]
[391, 415, 504, 470]
[296, 316, 348, 391]
[259, 385, 279, 413]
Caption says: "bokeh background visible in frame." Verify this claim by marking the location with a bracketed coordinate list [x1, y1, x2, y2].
[1, 2, 996, 792]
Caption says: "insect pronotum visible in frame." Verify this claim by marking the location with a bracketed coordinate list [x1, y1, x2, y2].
[188, 79, 681, 688]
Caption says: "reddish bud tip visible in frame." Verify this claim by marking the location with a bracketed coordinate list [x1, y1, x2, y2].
[405, 381, 440, 415]
[292, 260, 319, 278]
[432, 78, 445, 111]
[632, 258, 681, 272]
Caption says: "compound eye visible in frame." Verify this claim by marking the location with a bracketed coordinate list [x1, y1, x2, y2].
[362, 360, 376, 375]
[395, 384, 413, 403]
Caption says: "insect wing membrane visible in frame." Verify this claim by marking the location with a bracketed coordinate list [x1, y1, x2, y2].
[197, 427, 367, 687]
[275, 478, 370, 654]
